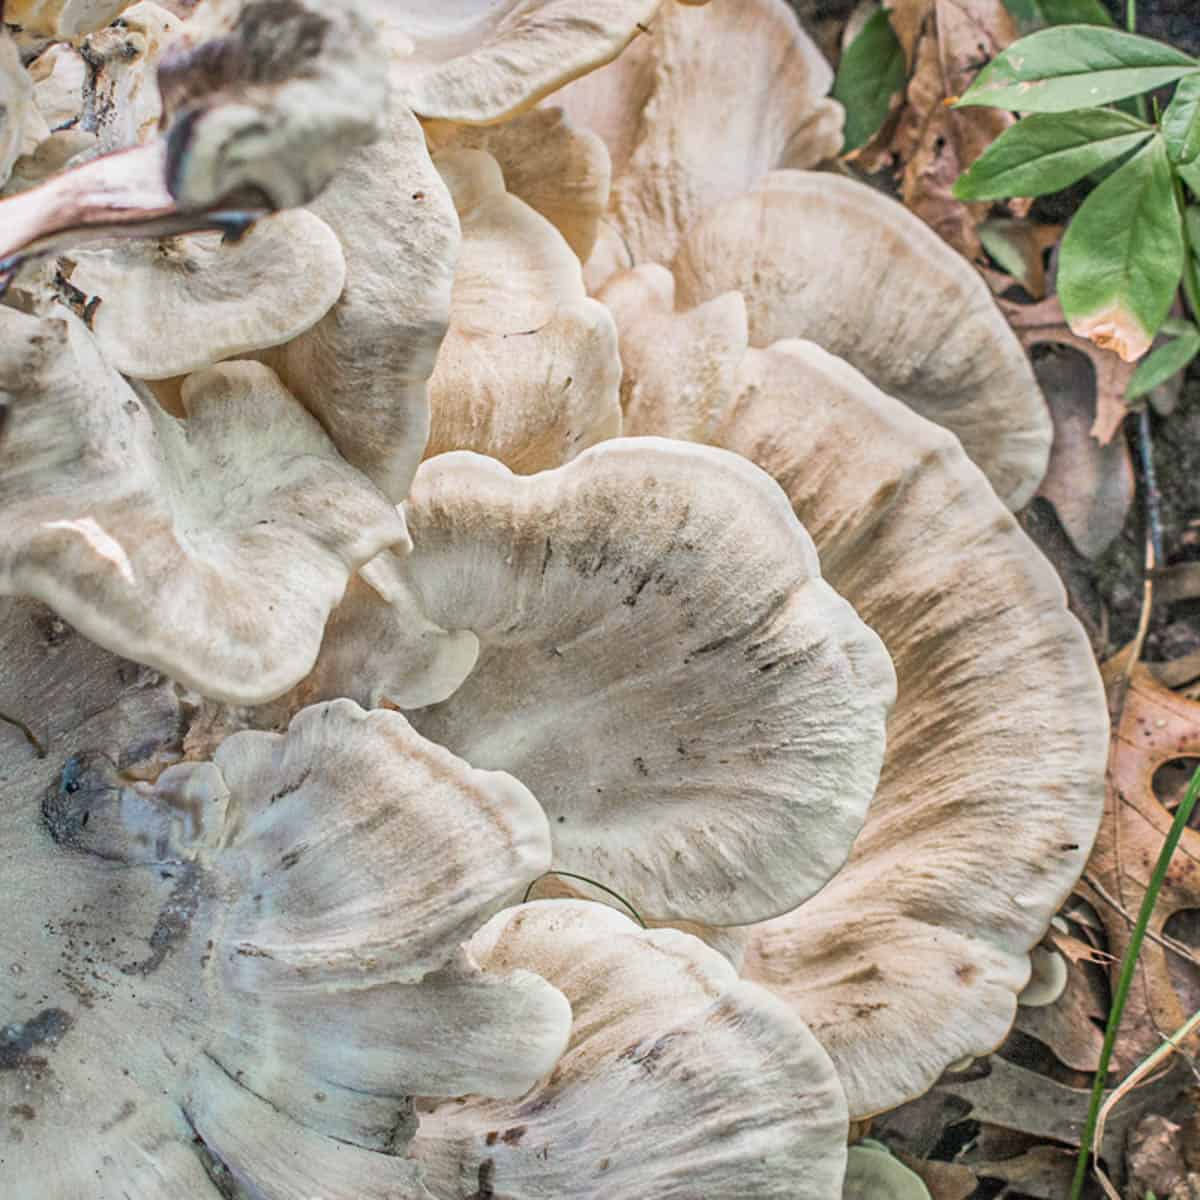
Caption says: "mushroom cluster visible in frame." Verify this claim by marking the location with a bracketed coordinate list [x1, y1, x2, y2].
[1, 1, 1109, 1197]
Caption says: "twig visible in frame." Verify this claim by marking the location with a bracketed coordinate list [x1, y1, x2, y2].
[1082, 873, 1200, 968]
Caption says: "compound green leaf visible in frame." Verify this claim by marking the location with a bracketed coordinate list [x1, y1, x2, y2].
[1162, 74, 1200, 164]
[832, 9, 906, 154]
[1126, 330, 1200, 399]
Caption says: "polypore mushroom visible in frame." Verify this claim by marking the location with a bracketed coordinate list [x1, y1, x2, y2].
[410, 900, 850, 1199]
[595, 275, 1107, 1114]
[426, 148, 621, 471]
[1, 31, 35, 187]
[1017, 945, 1069, 1007]
[263, 96, 458, 500]
[373, 0, 711, 126]
[0, 0, 384, 266]
[0, 603, 571, 1193]
[553, 0, 843, 289]
[391, 438, 895, 926]
[843, 1141, 933, 1200]
[0, 309, 409, 704]
[4, 0, 137, 38]
[62, 207, 346, 378]
[424, 104, 611, 262]
[666, 170, 1051, 509]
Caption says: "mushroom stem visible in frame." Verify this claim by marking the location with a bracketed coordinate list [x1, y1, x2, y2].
[0, 140, 266, 270]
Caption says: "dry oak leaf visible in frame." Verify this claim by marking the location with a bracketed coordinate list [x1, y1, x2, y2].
[869, 0, 1022, 259]
[998, 291, 1135, 445]
[1083, 660, 1200, 1073]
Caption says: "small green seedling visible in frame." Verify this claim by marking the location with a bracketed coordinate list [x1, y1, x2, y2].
[953, 19, 1200, 383]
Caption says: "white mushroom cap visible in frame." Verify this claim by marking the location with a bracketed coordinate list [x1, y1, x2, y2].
[1, 617, 568, 1193]
[554, 0, 842, 289]
[378, 1, 703, 126]
[4, 0, 136, 37]
[410, 900, 849, 1200]
[600, 299, 1106, 1113]
[1017, 945, 1069, 1007]
[398, 438, 895, 926]
[1, 31, 34, 187]
[427, 148, 621, 471]
[26, 41, 86, 131]
[0, 309, 410, 703]
[64, 208, 346, 378]
[424, 104, 612, 262]
[669, 170, 1051, 509]
[265, 98, 458, 500]
[843, 1142, 933, 1199]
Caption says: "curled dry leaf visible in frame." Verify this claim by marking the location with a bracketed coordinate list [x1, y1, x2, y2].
[1080, 661, 1200, 1072]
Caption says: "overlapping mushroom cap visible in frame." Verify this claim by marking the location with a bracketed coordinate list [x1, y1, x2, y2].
[553, 0, 843, 289]
[425, 147, 621, 471]
[392, 438, 895, 926]
[0, 309, 408, 704]
[410, 900, 850, 1200]
[0, 600, 570, 1195]
[1, 32, 35, 187]
[597, 275, 1108, 1115]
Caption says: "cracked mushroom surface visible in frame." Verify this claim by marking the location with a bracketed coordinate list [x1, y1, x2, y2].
[668, 170, 1052, 510]
[598, 283, 1108, 1114]
[392, 437, 896, 926]
[410, 900, 849, 1200]
[553, 0, 842, 290]
[0, 601, 570, 1195]
[374, 0, 711, 126]
[0, 310, 409, 704]
[426, 147, 621, 471]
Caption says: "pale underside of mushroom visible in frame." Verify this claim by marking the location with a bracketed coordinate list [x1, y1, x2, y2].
[426, 148, 621, 472]
[668, 170, 1052, 510]
[600, 285, 1107, 1113]
[64, 207, 346, 379]
[1, 31, 35, 188]
[0, 310, 409, 704]
[0, 603, 569, 1195]
[26, 40, 87, 132]
[411, 900, 849, 1200]
[391, 438, 895, 927]
[373, 0, 709, 126]
[423, 103, 611, 263]
[553, 0, 843, 291]
[262, 97, 458, 501]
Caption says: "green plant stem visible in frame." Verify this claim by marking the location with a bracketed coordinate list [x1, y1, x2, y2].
[1126, 0, 1136, 34]
[1069, 762, 1200, 1200]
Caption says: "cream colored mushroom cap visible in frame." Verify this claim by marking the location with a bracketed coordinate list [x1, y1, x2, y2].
[66, 209, 346, 379]
[670, 170, 1052, 510]
[425, 105, 612, 262]
[398, 438, 896, 926]
[379, 1, 705, 125]
[1, 32, 34, 187]
[0, 310, 409, 704]
[554, 0, 842, 290]
[427, 148, 621, 471]
[265, 98, 458, 501]
[0, 609, 567, 1193]
[5, 0, 136, 37]
[411, 900, 849, 1200]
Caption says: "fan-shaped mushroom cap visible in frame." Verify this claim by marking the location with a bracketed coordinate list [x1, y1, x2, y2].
[1, 32, 34, 187]
[5, 0, 135, 37]
[396, 439, 895, 926]
[375, 1, 707, 126]
[265, 99, 458, 500]
[554, 0, 842, 290]
[843, 1142, 933, 1199]
[1017, 945, 1069, 1007]
[0, 310, 409, 704]
[602, 312, 1106, 1113]
[64, 208, 346, 378]
[411, 901, 848, 1199]
[426, 148, 621, 471]
[668, 170, 1051, 509]
[424, 104, 611, 262]
[1, 617, 568, 1192]
[26, 41, 86, 131]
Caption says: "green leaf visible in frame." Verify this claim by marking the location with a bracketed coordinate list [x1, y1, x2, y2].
[831, 9, 906, 154]
[1003, 0, 1113, 33]
[1160, 315, 1199, 337]
[957, 27, 1199, 114]
[1179, 157, 1200, 198]
[954, 109, 1152, 200]
[1126, 330, 1200, 398]
[1058, 137, 1185, 361]
[1162, 74, 1200, 164]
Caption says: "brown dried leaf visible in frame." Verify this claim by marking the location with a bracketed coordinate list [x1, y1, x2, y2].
[1126, 1114, 1200, 1200]
[978, 218, 1062, 300]
[1084, 662, 1200, 1072]
[999, 293, 1135, 444]
[1015, 950, 1107, 1072]
[894, 1151, 977, 1200]
[1031, 345, 1135, 560]
[971, 1145, 1080, 1200]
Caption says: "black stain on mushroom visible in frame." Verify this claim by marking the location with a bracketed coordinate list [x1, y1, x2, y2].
[467, 1158, 496, 1200]
[120, 866, 202, 976]
[0, 1008, 72, 1071]
[617, 1031, 683, 1075]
